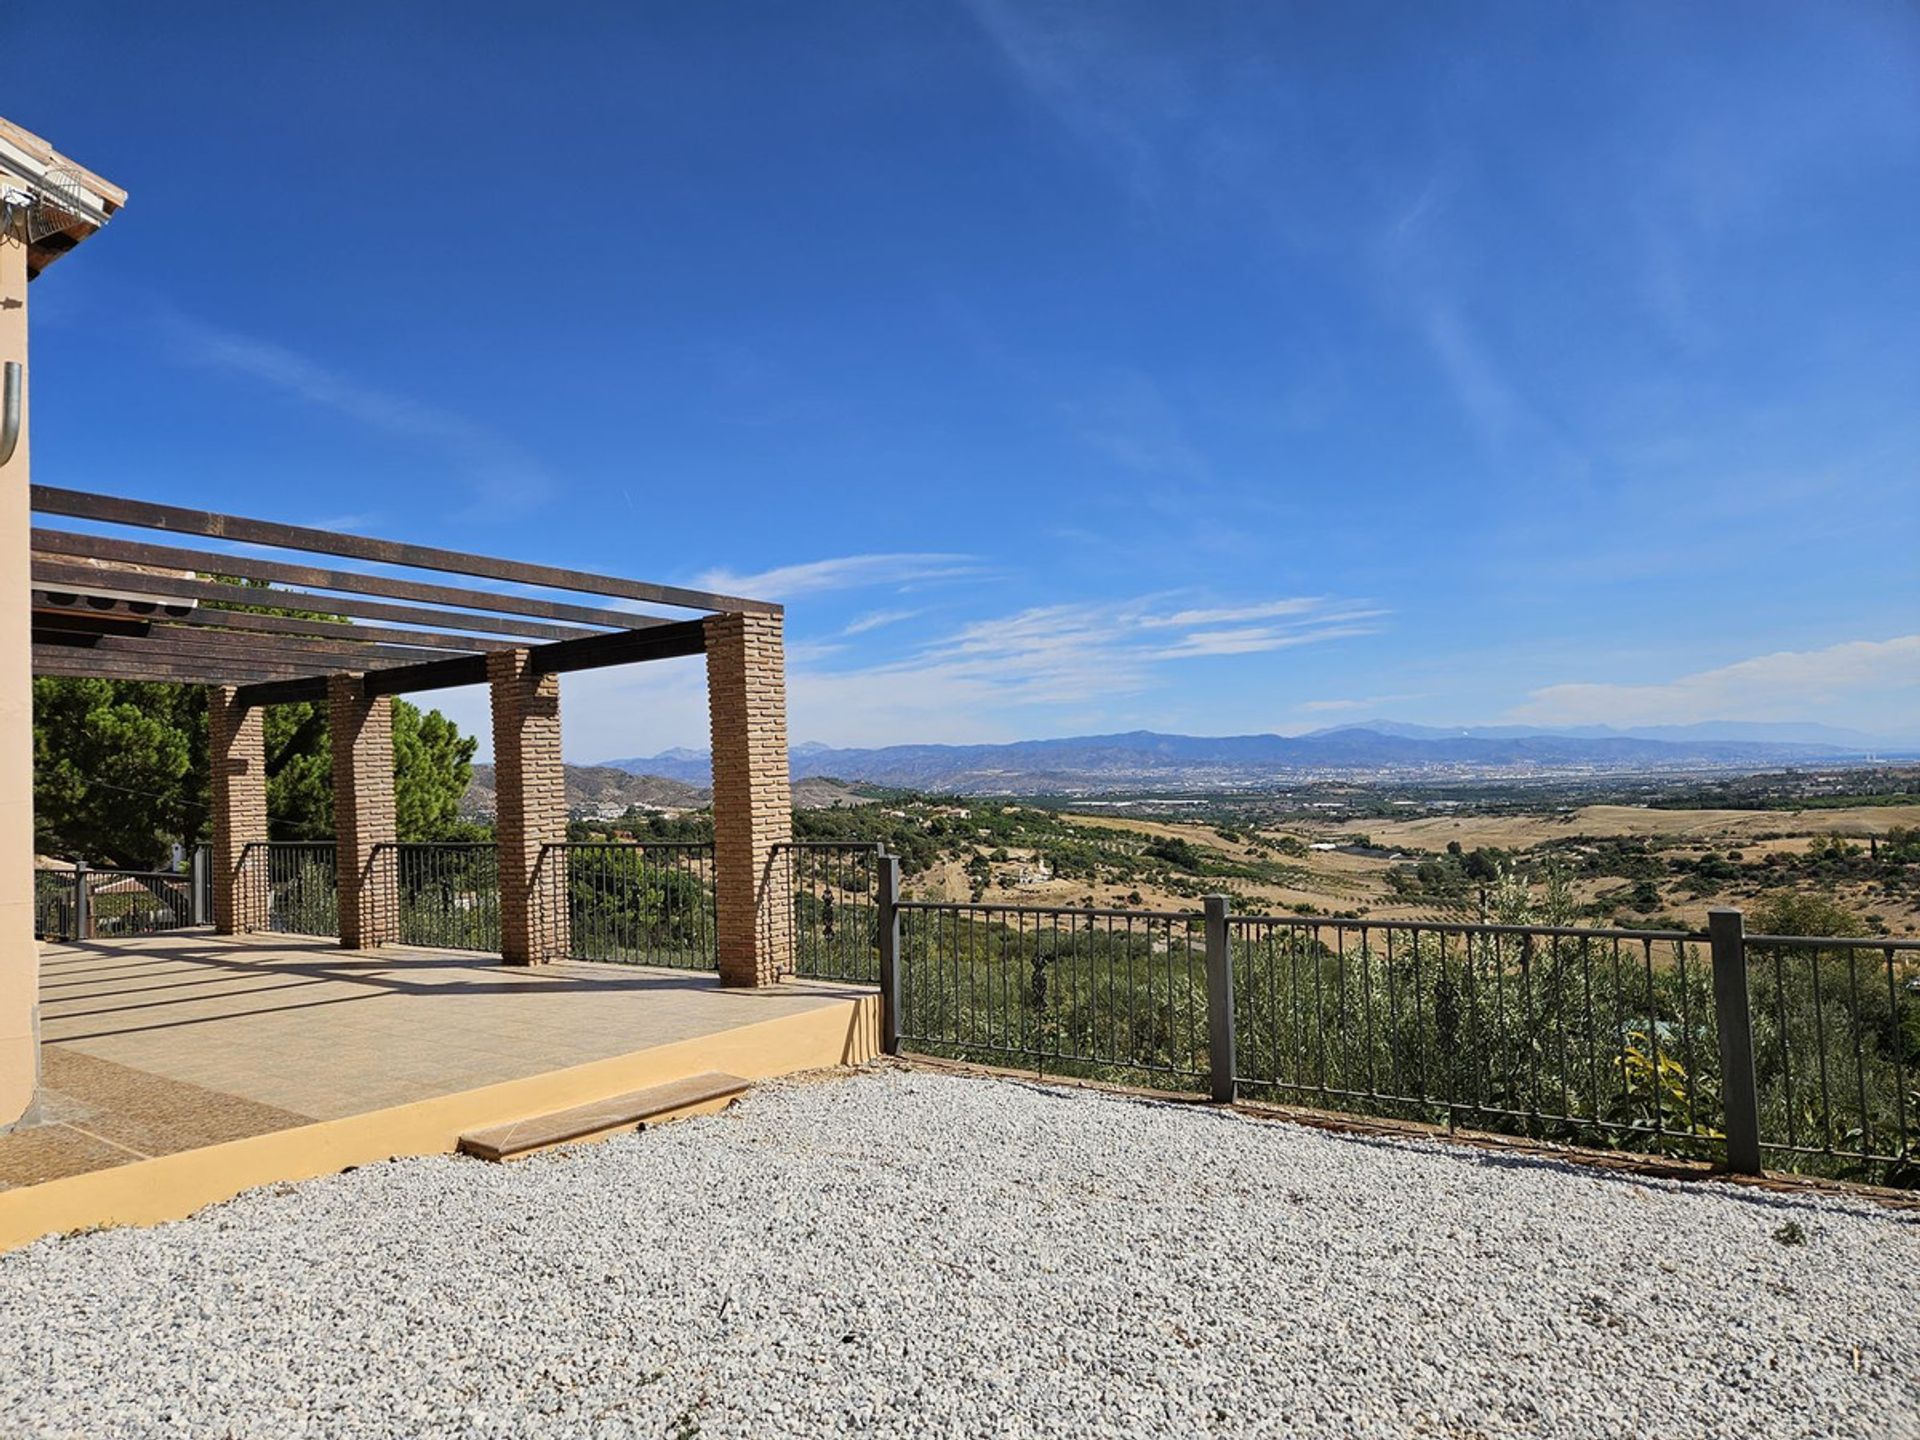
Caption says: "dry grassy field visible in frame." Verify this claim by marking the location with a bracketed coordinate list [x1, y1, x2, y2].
[1346, 803, 1920, 850]
[898, 801, 1920, 935]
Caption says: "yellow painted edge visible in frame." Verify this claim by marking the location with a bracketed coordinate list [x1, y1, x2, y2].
[0, 992, 879, 1253]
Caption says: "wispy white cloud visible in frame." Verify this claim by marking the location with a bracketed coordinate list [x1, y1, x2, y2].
[841, 608, 922, 636]
[164, 314, 557, 516]
[963, 0, 1176, 205]
[1510, 635, 1920, 728]
[537, 588, 1386, 757]
[778, 591, 1385, 746]
[697, 553, 979, 602]
[1142, 598, 1329, 628]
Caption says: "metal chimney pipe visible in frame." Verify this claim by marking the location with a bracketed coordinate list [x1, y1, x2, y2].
[0, 361, 20, 468]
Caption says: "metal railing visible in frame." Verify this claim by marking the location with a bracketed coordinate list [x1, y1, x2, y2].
[35, 862, 198, 941]
[240, 842, 339, 937]
[893, 899, 1211, 1084]
[379, 842, 501, 953]
[536, 842, 717, 969]
[871, 873, 1919, 1187]
[1744, 928, 1919, 1184]
[773, 842, 885, 982]
[1226, 915, 1721, 1160]
[34, 868, 79, 940]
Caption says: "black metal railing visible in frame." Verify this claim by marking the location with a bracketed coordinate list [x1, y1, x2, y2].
[1227, 916, 1721, 1160]
[33, 868, 79, 940]
[35, 863, 198, 941]
[379, 842, 501, 952]
[774, 841, 885, 982]
[83, 868, 196, 938]
[894, 901, 1210, 1084]
[241, 842, 339, 937]
[1745, 931, 1919, 1185]
[536, 842, 717, 969]
[873, 879, 1919, 1187]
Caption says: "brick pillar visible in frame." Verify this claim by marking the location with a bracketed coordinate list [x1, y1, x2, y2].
[209, 686, 269, 935]
[489, 649, 567, 965]
[329, 674, 398, 949]
[706, 610, 793, 987]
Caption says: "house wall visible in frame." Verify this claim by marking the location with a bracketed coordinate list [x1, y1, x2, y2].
[0, 236, 33, 1127]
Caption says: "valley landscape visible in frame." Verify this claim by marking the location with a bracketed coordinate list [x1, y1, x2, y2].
[580, 726, 1920, 937]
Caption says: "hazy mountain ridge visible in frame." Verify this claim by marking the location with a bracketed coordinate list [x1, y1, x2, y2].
[463, 766, 869, 818]
[1308, 719, 1899, 747]
[597, 723, 1910, 794]
[465, 765, 708, 819]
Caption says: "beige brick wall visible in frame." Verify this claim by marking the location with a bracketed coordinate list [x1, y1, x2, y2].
[706, 611, 794, 987]
[489, 649, 568, 965]
[209, 687, 268, 934]
[329, 675, 398, 949]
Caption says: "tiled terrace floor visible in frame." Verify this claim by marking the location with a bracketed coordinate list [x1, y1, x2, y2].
[0, 932, 864, 1188]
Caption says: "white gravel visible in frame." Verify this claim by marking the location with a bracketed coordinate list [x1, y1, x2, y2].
[0, 1067, 1914, 1439]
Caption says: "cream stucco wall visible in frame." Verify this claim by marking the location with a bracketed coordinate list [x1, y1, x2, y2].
[0, 235, 35, 1128]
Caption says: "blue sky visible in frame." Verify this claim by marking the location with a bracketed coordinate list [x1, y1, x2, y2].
[11, 2, 1919, 759]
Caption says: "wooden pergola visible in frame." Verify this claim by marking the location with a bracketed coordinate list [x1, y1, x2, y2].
[27, 485, 798, 983]
[29, 486, 768, 690]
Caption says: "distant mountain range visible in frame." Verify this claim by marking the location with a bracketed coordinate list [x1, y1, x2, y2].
[1311, 720, 1897, 748]
[596, 721, 1915, 795]
[463, 764, 869, 819]
[465, 764, 708, 820]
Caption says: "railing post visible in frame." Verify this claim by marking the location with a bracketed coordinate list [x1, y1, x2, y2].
[74, 860, 92, 941]
[877, 854, 902, 1056]
[1204, 894, 1235, 1103]
[1709, 907, 1763, 1175]
[189, 845, 209, 927]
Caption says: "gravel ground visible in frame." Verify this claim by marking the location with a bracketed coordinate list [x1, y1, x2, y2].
[0, 1067, 1914, 1440]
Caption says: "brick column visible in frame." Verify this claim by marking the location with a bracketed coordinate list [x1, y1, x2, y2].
[706, 611, 793, 987]
[329, 674, 398, 949]
[489, 649, 567, 965]
[209, 686, 269, 934]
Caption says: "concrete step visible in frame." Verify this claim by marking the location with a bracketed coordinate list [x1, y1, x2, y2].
[457, 1071, 750, 1162]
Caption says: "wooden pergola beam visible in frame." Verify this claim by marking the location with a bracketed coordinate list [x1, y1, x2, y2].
[226, 616, 714, 707]
[32, 485, 779, 616]
[32, 650, 305, 685]
[526, 618, 709, 674]
[32, 530, 672, 633]
[158, 605, 517, 653]
[32, 629, 464, 675]
[32, 560, 603, 643]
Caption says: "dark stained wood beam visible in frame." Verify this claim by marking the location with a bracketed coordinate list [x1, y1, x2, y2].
[33, 650, 305, 685]
[60, 629, 469, 669]
[32, 530, 675, 633]
[526, 618, 708, 675]
[160, 605, 515, 653]
[30, 485, 780, 615]
[363, 653, 489, 699]
[227, 615, 711, 707]
[32, 560, 604, 643]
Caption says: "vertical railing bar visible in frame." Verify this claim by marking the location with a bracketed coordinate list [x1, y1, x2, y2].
[1887, 947, 1909, 1161]
[1673, 937, 1698, 1138]
[1581, 935, 1599, 1124]
[1639, 938, 1662, 1142]
[1809, 941, 1832, 1154]
[1847, 946, 1870, 1159]
[1523, 932, 1540, 1130]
